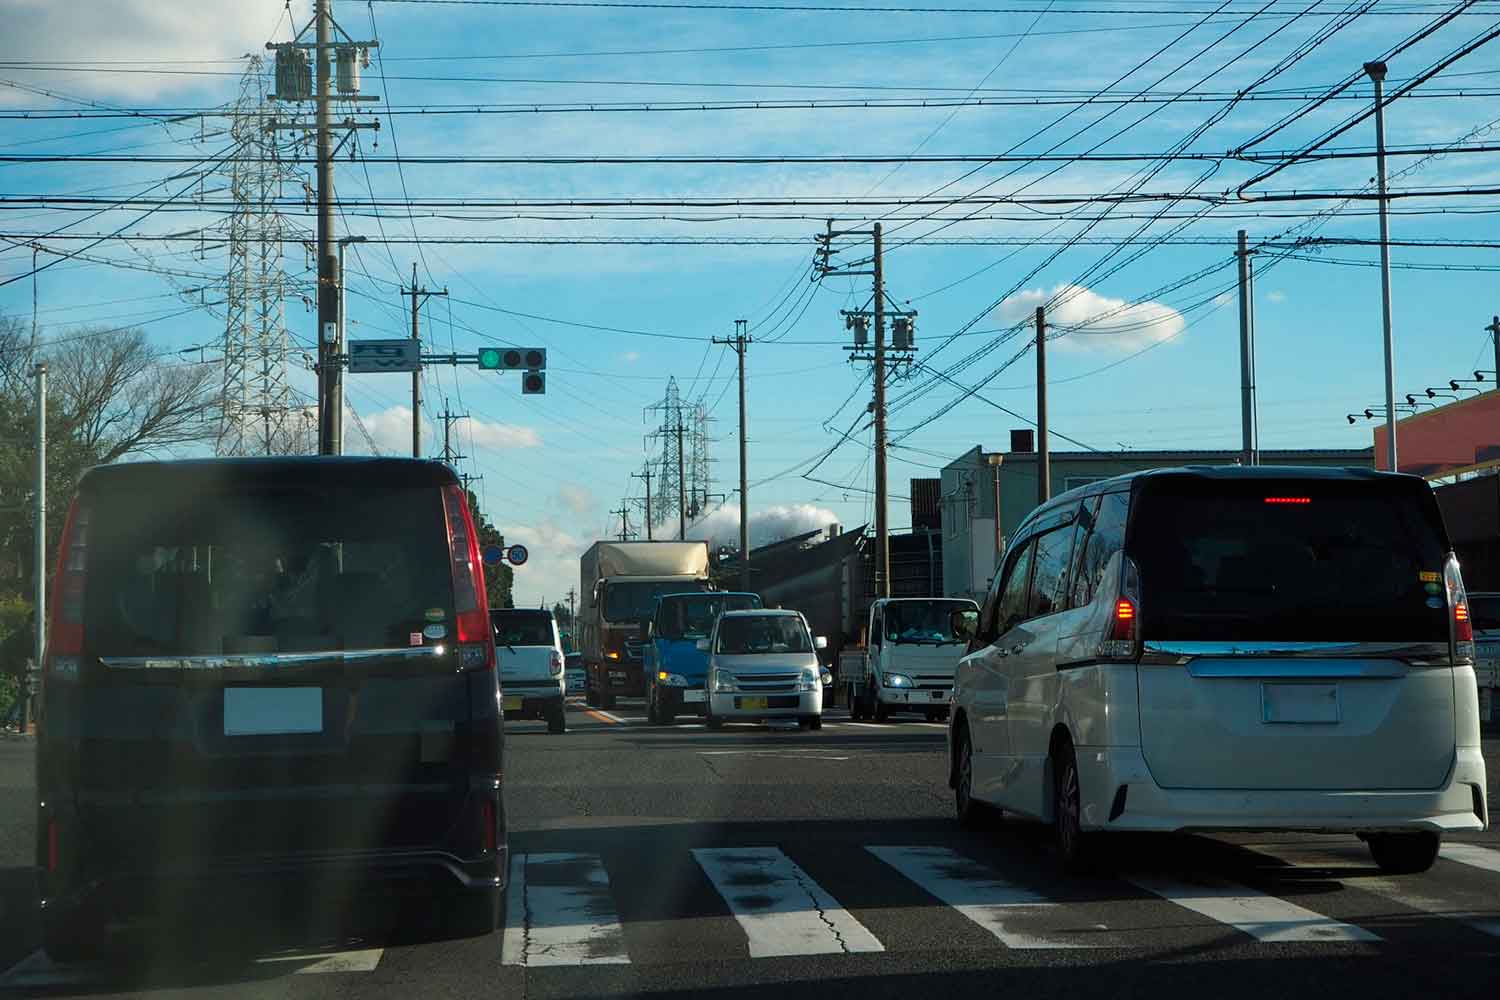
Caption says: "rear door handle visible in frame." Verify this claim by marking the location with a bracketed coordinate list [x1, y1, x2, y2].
[1010, 644, 1026, 655]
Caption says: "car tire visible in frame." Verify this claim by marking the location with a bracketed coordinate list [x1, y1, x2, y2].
[706, 708, 724, 731]
[600, 690, 616, 710]
[925, 708, 943, 722]
[585, 677, 600, 707]
[546, 702, 566, 734]
[873, 702, 891, 723]
[798, 715, 814, 730]
[645, 685, 660, 725]
[1053, 736, 1099, 874]
[847, 684, 862, 720]
[42, 908, 106, 965]
[954, 722, 999, 829]
[659, 702, 675, 726]
[808, 714, 823, 731]
[443, 887, 502, 939]
[1366, 832, 1441, 874]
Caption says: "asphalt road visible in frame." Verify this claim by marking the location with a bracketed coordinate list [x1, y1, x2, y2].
[4, 705, 1500, 999]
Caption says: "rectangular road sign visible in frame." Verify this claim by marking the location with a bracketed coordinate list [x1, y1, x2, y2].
[348, 339, 420, 374]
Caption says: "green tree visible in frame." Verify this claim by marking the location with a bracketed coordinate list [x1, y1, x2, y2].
[466, 490, 514, 611]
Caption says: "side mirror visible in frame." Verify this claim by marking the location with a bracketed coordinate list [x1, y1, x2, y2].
[695, 639, 710, 652]
[815, 636, 828, 650]
[951, 609, 978, 641]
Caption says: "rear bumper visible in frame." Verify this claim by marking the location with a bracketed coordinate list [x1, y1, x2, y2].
[502, 682, 564, 719]
[1075, 745, 1489, 834]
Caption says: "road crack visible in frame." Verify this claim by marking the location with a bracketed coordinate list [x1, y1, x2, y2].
[787, 861, 848, 953]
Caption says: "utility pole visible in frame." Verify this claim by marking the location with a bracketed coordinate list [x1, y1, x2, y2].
[1036, 306, 1050, 505]
[1365, 59, 1398, 473]
[1487, 316, 1500, 384]
[676, 419, 687, 540]
[403, 262, 447, 458]
[632, 465, 654, 541]
[872, 223, 890, 598]
[439, 397, 469, 465]
[612, 503, 633, 541]
[714, 319, 752, 590]
[1237, 230, 1257, 467]
[267, 2, 379, 455]
[28, 362, 45, 734]
[567, 587, 576, 632]
[334, 235, 367, 455]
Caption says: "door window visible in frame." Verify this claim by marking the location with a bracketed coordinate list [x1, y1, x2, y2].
[1028, 522, 1080, 619]
[1070, 491, 1130, 609]
[991, 541, 1036, 638]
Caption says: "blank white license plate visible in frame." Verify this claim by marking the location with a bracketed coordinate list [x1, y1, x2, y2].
[224, 687, 323, 736]
[1262, 682, 1339, 725]
[683, 690, 706, 703]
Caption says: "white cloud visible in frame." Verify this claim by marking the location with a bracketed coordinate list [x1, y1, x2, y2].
[621, 351, 641, 364]
[556, 483, 595, 516]
[1214, 291, 1235, 308]
[356, 404, 420, 457]
[1267, 290, 1287, 304]
[345, 405, 539, 456]
[683, 503, 840, 551]
[991, 283, 1187, 353]
[499, 519, 590, 608]
[460, 417, 542, 450]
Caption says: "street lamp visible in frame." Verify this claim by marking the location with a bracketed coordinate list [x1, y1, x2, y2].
[333, 235, 367, 456]
[1364, 59, 1397, 474]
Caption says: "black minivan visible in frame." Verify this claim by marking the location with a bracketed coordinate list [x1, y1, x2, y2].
[35, 458, 505, 960]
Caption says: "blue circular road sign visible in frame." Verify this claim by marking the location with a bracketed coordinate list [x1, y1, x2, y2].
[482, 544, 506, 566]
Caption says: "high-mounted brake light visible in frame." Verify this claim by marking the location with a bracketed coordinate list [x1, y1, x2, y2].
[1263, 496, 1311, 505]
[441, 485, 494, 672]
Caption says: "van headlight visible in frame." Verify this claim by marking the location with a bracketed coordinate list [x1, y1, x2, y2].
[885, 673, 914, 688]
[797, 669, 818, 692]
[819, 667, 833, 687]
[711, 669, 735, 693]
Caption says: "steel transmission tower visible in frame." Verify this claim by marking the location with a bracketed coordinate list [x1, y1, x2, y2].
[646, 378, 688, 537]
[218, 56, 308, 455]
[686, 400, 715, 520]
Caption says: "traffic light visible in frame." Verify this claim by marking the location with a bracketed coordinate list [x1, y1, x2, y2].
[522, 370, 546, 394]
[477, 347, 547, 371]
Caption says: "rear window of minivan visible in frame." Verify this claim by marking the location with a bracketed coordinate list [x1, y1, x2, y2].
[1129, 476, 1451, 642]
[85, 485, 451, 655]
[492, 612, 554, 646]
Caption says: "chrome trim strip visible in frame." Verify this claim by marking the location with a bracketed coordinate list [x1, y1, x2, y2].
[99, 646, 446, 670]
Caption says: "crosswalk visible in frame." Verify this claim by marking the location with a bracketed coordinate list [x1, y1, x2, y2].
[8, 837, 1500, 988]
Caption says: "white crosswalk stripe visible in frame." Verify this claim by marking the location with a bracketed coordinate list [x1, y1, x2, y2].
[1440, 842, 1500, 876]
[868, 845, 1083, 949]
[502, 852, 631, 966]
[0, 941, 385, 989]
[693, 847, 884, 957]
[1128, 875, 1381, 943]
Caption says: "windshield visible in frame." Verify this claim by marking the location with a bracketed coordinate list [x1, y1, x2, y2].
[655, 594, 762, 639]
[715, 616, 813, 655]
[883, 600, 975, 644]
[491, 613, 554, 647]
[603, 580, 709, 622]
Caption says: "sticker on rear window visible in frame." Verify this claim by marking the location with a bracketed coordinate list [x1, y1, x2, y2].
[425, 608, 446, 622]
[1425, 581, 1442, 595]
[424, 623, 447, 639]
[1425, 596, 1445, 609]
[410, 632, 424, 646]
[1419, 571, 1441, 583]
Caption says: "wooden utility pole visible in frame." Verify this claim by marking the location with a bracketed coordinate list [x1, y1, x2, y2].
[714, 319, 752, 590]
[872, 223, 889, 597]
[612, 503, 633, 541]
[1487, 315, 1500, 382]
[404, 262, 446, 458]
[1036, 305, 1050, 505]
[632, 465, 654, 541]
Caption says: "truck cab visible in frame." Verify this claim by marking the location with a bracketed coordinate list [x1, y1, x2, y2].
[644, 591, 761, 725]
[843, 597, 980, 722]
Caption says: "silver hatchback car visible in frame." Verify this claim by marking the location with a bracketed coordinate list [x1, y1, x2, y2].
[700, 609, 831, 730]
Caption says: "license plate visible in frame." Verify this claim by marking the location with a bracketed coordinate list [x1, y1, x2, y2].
[224, 687, 322, 736]
[930, 691, 945, 701]
[1262, 682, 1339, 724]
[739, 696, 768, 711]
[502, 695, 524, 711]
[683, 690, 706, 703]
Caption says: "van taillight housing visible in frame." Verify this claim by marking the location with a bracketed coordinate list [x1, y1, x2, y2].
[441, 485, 494, 672]
[46, 501, 90, 677]
[1446, 556, 1475, 660]
[1101, 555, 1142, 660]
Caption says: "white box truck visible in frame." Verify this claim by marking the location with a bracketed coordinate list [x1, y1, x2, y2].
[839, 597, 979, 722]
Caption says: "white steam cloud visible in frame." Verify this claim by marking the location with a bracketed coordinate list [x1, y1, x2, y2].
[680, 503, 840, 551]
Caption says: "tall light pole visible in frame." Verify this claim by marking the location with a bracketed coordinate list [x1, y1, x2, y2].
[1365, 59, 1398, 473]
[333, 235, 366, 456]
[29, 362, 45, 733]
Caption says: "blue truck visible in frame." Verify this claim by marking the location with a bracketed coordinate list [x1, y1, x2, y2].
[643, 591, 762, 724]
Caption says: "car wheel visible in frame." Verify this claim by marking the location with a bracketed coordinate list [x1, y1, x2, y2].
[1366, 832, 1441, 874]
[706, 708, 724, 731]
[955, 722, 998, 829]
[808, 714, 823, 731]
[585, 676, 600, 707]
[873, 702, 891, 723]
[600, 689, 616, 710]
[659, 702, 675, 726]
[645, 685, 660, 725]
[1053, 737, 1098, 873]
[798, 715, 814, 730]
[546, 702, 567, 734]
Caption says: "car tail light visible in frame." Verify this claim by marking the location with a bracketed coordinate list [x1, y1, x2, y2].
[441, 485, 494, 672]
[1446, 556, 1474, 661]
[1100, 555, 1142, 660]
[46, 501, 89, 680]
[549, 650, 564, 676]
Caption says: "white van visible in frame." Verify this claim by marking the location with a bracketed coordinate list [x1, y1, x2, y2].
[949, 466, 1487, 874]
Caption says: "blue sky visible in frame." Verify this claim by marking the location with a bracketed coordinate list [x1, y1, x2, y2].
[2, 0, 1499, 603]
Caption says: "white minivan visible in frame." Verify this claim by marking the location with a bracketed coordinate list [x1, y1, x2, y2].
[948, 466, 1488, 874]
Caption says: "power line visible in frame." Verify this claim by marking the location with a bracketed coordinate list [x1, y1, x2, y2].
[360, 0, 1499, 13]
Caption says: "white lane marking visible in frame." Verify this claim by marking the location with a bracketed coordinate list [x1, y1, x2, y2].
[581, 708, 626, 724]
[257, 945, 385, 973]
[1441, 842, 1500, 876]
[867, 845, 1083, 949]
[0, 950, 93, 988]
[693, 847, 884, 957]
[1128, 875, 1380, 943]
[501, 852, 631, 966]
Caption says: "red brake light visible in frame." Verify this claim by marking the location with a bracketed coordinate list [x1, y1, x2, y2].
[441, 485, 494, 671]
[1446, 557, 1474, 650]
[46, 501, 89, 662]
[1263, 497, 1311, 505]
[1111, 598, 1136, 641]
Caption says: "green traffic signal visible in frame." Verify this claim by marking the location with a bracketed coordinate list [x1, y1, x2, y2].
[477, 348, 502, 370]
